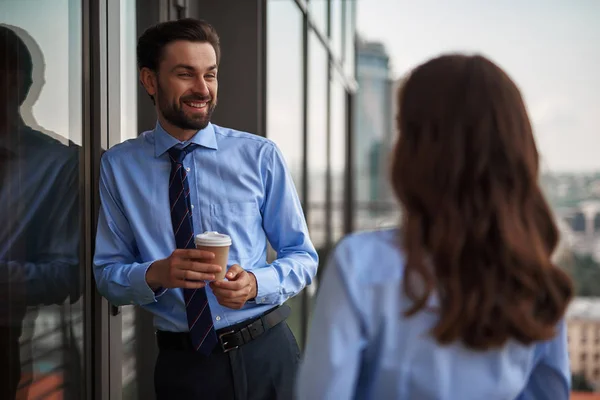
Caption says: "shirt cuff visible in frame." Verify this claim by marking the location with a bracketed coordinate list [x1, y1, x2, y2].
[129, 261, 163, 305]
[251, 266, 280, 304]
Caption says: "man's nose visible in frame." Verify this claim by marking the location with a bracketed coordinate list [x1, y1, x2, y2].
[194, 78, 210, 97]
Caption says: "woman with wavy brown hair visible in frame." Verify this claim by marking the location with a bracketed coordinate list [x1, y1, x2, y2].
[296, 54, 573, 400]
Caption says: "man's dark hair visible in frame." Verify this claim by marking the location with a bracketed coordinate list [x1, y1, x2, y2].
[137, 18, 221, 72]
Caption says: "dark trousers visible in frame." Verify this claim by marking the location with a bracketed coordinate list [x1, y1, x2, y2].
[0, 325, 22, 400]
[154, 322, 301, 400]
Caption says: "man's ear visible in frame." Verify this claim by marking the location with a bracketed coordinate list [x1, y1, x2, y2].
[140, 67, 157, 100]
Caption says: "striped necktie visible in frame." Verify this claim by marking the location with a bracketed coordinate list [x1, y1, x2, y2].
[168, 144, 217, 355]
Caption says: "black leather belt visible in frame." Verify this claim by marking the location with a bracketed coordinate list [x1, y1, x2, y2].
[156, 305, 290, 354]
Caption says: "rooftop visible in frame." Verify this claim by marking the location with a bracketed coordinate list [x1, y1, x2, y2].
[571, 392, 600, 400]
[567, 297, 600, 321]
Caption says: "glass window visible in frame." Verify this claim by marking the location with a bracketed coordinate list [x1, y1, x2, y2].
[0, 1, 84, 399]
[330, 0, 343, 58]
[307, 31, 329, 250]
[267, 0, 306, 345]
[120, 0, 138, 143]
[594, 213, 600, 233]
[343, 0, 356, 77]
[116, 1, 143, 397]
[330, 69, 347, 244]
[308, 0, 329, 36]
[572, 212, 586, 232]
[353, 40, 398, 231]
[266, 0, 304, 199]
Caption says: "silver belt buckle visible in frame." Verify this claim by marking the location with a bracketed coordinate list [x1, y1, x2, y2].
[218, 329, 238, 353]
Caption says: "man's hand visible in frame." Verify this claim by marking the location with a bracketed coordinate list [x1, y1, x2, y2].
[209, 265, 257, 309]
[146, 249, 222, 290]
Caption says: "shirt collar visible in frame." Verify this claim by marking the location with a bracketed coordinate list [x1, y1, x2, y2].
[154, 121, 218, 157]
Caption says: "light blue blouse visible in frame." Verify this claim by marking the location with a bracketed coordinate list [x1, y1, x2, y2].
[296, 229, 570, 400]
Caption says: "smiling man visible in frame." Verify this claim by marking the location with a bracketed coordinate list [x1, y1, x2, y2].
[93, 19, 318, 400]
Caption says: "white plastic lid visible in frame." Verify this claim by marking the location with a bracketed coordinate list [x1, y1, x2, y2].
[194, 231, 232, 247]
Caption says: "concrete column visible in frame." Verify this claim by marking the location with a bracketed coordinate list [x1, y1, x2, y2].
[188, 0, 266, 136]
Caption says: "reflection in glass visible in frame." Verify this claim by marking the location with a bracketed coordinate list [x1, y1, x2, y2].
[122, 306, 138, 398]
[353, 39, 397, 231]
[0, 1, 83, 398]
[267, 0, 304, 198]
[116, 1, 145, 399]
[308, 0, 329, 35]
[330, 0, 343, 59]
[330, 70, 346, 244]
[120, 0, 138, 143]
[305, 30, 328, 336]
[267, 0, 306, 347]
[307, 31, 329, 250]
[344, 0, 356, 77]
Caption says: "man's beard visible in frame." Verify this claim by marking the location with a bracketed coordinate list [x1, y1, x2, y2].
[157, 85, 216, 131]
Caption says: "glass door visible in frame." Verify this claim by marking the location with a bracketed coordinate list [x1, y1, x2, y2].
[105, 1, 163, 399]
[0, 0, 87, 399]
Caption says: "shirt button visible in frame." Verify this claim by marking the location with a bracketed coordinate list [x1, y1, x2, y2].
[216, 316, 221, 321]
[191, 204, 195, 209]
[186, 167, 191, 172]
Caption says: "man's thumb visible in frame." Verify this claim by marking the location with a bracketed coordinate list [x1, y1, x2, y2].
[226, 264, 243, 280]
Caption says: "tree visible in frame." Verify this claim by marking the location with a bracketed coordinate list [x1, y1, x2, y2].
[572, 373, 595, 392]
[570, 253, 600, 296]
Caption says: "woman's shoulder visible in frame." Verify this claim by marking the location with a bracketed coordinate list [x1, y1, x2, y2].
[336, 228, 400, 252]
[332, 228, 405, 283]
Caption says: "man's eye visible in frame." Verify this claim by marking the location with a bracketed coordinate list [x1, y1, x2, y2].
[178, 73, 193, 77]
[206, 75, 216, 79]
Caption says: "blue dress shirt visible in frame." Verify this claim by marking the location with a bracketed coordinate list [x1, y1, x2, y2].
[93, 122, 318, 331]
[0, 124, 80, 319]
[296, 229, 570, 400]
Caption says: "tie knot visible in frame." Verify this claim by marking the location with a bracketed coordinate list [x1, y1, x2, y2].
[168, 144, 198, 164]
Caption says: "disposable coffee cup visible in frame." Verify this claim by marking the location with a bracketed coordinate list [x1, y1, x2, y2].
[194, 231, 232, 281]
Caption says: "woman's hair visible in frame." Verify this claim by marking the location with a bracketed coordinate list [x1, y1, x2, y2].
[391, 54, 573, 350]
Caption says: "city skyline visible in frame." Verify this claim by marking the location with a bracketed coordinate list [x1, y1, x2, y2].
[357, 0, 600, 173]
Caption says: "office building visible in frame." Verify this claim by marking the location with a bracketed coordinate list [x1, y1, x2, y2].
[568, 298, 600, 389]
[354, 38, 398, 231]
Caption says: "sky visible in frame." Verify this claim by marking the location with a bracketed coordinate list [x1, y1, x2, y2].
[357, 0, 600, 173]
